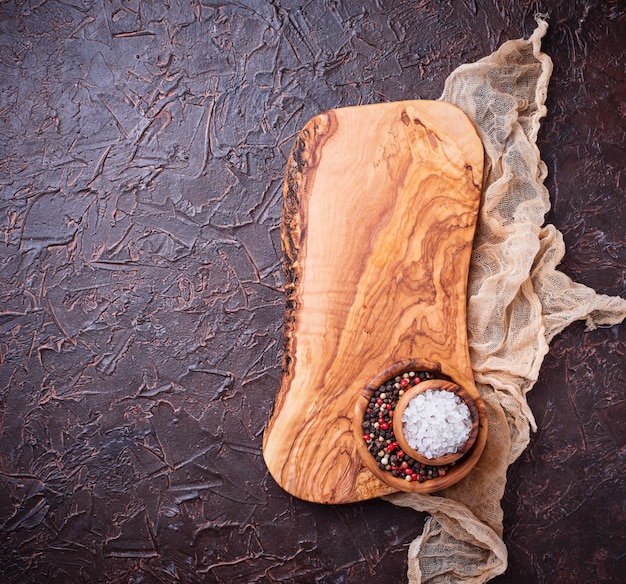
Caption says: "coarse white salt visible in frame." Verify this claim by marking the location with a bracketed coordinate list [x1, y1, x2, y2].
[401, 389, 472, 459]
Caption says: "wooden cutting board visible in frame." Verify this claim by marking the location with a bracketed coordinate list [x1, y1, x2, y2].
[262, 100, 485, 504]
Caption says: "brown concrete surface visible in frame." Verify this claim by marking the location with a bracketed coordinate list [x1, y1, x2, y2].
[0, 1, 624, 582]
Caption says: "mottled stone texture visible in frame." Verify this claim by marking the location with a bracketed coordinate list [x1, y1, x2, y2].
[0, 1, 623, 583]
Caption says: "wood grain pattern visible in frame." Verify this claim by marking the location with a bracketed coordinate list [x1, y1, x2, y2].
[263, 100, 485, 504]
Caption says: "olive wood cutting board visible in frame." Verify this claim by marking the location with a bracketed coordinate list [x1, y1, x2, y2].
[262, 100, 485, 504]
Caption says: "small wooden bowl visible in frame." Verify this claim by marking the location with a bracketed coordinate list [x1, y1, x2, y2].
[393, 379, 479, 466]
[353, 359, 488, 494]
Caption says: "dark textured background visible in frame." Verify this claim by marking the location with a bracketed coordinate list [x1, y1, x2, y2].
[0, 1, 624, 582]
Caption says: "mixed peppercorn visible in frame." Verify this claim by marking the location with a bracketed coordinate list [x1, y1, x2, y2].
[362, 370, 453, 482]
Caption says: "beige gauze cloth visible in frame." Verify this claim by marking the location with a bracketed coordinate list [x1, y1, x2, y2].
[385, 17, 626, 583]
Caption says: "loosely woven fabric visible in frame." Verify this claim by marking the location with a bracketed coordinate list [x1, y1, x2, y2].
[385, 18, 626, 583]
